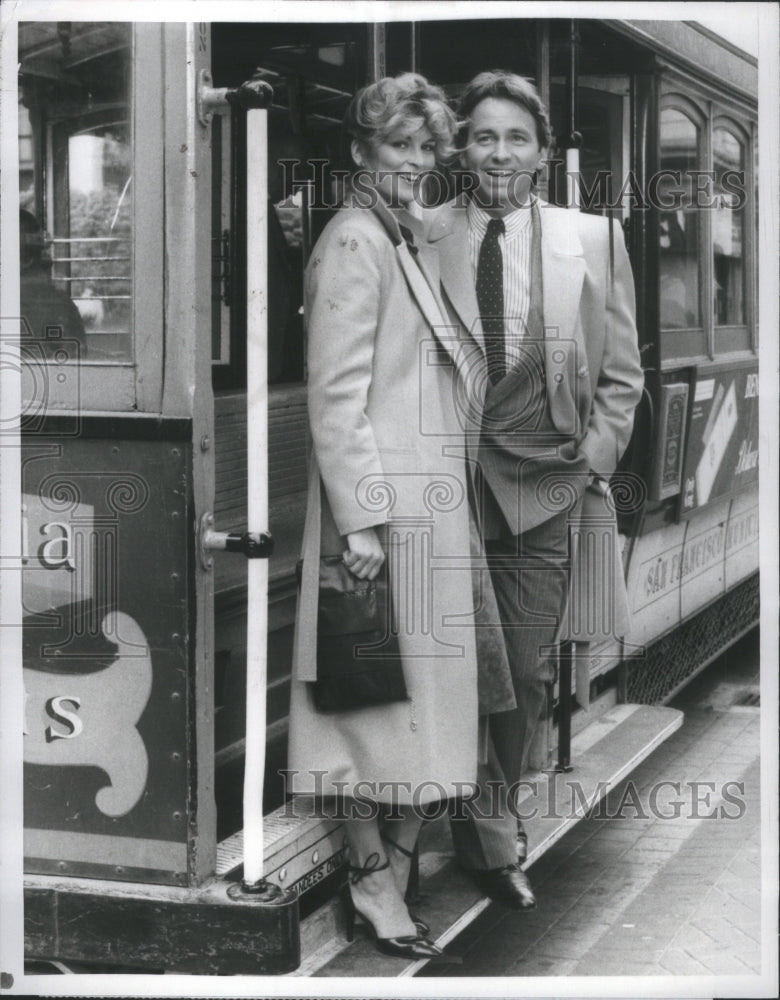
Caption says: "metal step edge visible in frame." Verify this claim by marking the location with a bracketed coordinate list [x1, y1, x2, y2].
[297, 703, 683, 977]
[216, 797, 343, 880]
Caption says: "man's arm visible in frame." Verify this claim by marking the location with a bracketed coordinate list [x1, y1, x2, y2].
[579, 219, 644, 477]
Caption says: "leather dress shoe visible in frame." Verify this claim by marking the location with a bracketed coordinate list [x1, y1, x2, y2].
[470, 863, 536, 910]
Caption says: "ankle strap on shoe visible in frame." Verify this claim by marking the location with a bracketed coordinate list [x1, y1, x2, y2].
[380, 832, 414, 859]
[347, 851, 390, 885]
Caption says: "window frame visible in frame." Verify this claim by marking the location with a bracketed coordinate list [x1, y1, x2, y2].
[711, 114, 754, 354]
[657, 92, 709, 361]
[658, 86, 757, 366]
[19, 22, 164, 413]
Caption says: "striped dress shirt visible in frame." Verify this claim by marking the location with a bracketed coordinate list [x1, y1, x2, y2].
[467, 199, 535, 370]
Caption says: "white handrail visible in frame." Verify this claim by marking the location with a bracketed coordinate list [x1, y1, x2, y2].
[243, 107, 269, 886]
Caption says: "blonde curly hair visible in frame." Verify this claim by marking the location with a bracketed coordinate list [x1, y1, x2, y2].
[344, 72, 457, 165]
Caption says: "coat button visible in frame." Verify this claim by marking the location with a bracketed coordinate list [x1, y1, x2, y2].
[578, 365, 589, 377]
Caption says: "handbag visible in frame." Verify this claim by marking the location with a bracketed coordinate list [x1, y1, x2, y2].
[298, 555, 408, 713]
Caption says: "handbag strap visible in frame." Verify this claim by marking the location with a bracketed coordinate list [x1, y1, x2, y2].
[293, 457, 323, 681]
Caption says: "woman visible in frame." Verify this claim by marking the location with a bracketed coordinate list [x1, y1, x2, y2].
[287, 73, 491, 959]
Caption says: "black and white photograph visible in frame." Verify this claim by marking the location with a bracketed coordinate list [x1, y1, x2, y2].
[0, 1, 777, 996]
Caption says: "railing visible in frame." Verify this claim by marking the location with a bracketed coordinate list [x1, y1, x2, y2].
[51, 235, 131, 338]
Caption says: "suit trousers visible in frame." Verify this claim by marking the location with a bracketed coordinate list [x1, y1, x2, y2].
[450, 506, 573, 870]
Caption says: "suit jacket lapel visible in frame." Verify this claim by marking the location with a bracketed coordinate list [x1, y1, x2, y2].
[540, 204, 586, 432]
[428, 201, 486, 355]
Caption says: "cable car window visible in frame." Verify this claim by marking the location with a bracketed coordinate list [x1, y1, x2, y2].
[712, 126, 746, 327]
[413, 18, 537, 89]
[210, 24, 367, 390]
[18, 23, 133, 364]
[658, 107, 702, 333]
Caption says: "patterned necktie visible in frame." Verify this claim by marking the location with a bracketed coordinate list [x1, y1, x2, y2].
[477, 217, 506, 384]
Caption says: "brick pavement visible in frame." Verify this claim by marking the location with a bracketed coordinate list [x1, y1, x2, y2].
[419, 655, 765, 980]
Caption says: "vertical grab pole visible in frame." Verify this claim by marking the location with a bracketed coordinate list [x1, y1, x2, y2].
[198, 71, 277, 895]
[565, 19, 581, 210]
[556, 643, 574, 772]
[243, 105, 269, 888]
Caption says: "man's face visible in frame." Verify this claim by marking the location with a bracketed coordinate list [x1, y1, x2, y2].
[461, 97, 546, 216]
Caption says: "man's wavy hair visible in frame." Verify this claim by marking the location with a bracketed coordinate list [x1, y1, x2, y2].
[343, 72, 458, 167]
[458, 70, 553, 151]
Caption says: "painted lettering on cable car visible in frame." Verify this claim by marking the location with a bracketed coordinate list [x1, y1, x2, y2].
[287, 848, 347, 897]
[725, 508, 759, 554]
[639, 505, 758, 608]
[21, 492, 92, 614]
[22, 439, 189, 881]
[23, 610, 153, 817]
[21, 491, 154, 815]
[641, 525, 723, 602]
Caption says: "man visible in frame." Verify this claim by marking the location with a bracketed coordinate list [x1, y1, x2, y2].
[426, 71, 643, 908]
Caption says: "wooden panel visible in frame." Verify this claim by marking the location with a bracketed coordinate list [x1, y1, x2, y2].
[214, 386, 309, 530]
[24, 873, 299, 974]
[214, 387, 309, 605]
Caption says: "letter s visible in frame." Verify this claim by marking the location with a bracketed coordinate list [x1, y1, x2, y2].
[46, 695, 83, 741]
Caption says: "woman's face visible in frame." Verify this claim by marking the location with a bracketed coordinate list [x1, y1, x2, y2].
[354, 120, 437, 209]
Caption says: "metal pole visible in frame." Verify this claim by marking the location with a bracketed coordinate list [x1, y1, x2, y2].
[565, 20, 581, 210]
[556, 642, 574, 772]
[243, 106, 269, 887]
[197, 70, 275, 893]
[368, 23, 386, 82]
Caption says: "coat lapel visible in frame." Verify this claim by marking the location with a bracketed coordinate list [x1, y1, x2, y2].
[367, 196, 464, 373]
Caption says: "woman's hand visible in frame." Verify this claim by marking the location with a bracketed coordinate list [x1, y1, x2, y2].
[343, 527, 385, 580]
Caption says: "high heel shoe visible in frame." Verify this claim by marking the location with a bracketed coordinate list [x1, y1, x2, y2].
[343, 852, 443, 959]
[380, 832, 430, 936]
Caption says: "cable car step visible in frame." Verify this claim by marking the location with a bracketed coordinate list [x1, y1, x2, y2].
[217, 801, 347, 890]
[290, 702, 683, 976]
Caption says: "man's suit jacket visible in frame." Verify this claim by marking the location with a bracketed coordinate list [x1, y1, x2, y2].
[424, 195, 644, 642]
[424, 194, 644, 478]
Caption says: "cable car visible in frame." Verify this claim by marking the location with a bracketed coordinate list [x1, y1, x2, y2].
[0, 9, 759, 977]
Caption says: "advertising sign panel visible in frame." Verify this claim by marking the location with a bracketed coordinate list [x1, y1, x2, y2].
[680, 362, 758, 514]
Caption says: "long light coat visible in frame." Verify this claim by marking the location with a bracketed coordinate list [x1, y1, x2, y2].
[425, 196, 644, 642]
[287, 197, 481, 805]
